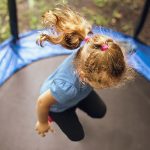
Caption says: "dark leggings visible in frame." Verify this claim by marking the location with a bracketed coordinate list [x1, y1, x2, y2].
[49, 91, 107, 141]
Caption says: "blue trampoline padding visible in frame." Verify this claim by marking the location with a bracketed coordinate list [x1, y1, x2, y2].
[0, 26, 150, 86]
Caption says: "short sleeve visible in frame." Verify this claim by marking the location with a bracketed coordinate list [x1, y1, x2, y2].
[49, 79, 77, 104]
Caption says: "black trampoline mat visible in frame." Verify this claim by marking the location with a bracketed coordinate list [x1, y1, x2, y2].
[0, 55, 150, 150]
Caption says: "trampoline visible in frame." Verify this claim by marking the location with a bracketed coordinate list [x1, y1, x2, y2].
[0, 0, 150, 150]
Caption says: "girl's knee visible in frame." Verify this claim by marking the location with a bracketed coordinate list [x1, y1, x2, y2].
[67, 132, 85, 142]
[90, 105, 107, 118]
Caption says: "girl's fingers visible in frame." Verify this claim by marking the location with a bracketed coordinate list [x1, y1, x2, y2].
[45, 129, 49, 133]
[38, 131, 41, 134]
[41, 133, 45, 137]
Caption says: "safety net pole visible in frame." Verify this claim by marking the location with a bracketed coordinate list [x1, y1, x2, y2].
[7, 0, 19, 43]
[134, 0, 150, 39]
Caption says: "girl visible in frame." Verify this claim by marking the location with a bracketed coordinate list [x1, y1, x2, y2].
[35, 6, 133, 141]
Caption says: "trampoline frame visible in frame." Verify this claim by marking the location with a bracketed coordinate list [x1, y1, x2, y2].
[0, 0, 149, 86]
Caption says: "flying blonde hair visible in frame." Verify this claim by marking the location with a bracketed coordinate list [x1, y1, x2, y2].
[38, 5, 92, 49]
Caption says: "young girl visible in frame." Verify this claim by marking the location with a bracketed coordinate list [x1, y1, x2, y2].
[35, 6, 133, 141]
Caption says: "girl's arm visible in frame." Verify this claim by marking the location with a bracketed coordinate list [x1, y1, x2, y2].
[35, 90, 57, 137]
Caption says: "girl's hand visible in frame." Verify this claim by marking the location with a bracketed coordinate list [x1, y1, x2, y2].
[35, 121, 54, 137]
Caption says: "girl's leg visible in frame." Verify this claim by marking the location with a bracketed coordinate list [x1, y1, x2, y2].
[49, 107, 84, 141]
[77, 91, 107, 118]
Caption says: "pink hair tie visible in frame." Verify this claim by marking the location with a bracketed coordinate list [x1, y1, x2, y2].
[101, 44, 109, 51]
[84, 36, 90, 42]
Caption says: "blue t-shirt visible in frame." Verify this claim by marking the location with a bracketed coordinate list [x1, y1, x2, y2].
[39, 49, 93, 112]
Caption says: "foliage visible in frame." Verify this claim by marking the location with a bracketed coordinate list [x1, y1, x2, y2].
[81, 7, 109, 26]
[0, 0, 10, 42]
[0, 0, 146, 43]
[93, 0, 108, 7]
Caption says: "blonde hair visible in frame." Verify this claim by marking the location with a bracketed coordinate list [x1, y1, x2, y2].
[73, 35, 135, 89]
[38, 5, 92, 49]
